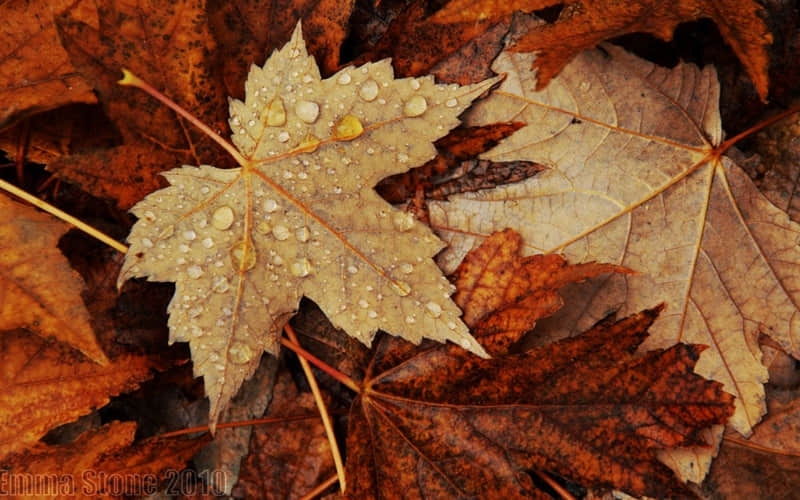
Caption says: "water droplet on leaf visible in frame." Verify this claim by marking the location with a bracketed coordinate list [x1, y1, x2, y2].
[212, 206, 234, 230]
[332, 115, 363, 141]
[403, 95, 427, 117]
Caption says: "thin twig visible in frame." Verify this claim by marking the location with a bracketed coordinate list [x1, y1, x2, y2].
[284, 324, 347, 492]
[0, 178, 128, 254]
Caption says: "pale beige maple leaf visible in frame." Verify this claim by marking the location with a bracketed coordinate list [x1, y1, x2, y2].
[430, 45, 800, 442]
[118, 23, 494, 428]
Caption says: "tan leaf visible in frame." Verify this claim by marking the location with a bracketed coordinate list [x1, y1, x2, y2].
[118, 23, 496, 428]
[0, 192, 106, 363]
[429, 45, 798, 438]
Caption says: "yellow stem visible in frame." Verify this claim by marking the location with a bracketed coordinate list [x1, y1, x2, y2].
[0, 178, 128, 254]
[284, 324, 347, 492]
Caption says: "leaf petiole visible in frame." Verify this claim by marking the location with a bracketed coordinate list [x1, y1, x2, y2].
[118, 69, 249, 168]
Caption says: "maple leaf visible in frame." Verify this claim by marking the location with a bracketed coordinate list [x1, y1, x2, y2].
[0, 192, 106, 363]
[118, 23, 495, 428]
[0, 329, 156, 462]
[346, 231, 733, 497]
[430, 0, 773, 99]
[429, 45, 800, 438]
[2, 421, 207, 498]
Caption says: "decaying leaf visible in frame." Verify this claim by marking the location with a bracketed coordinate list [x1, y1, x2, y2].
[430, 45, 800, 438]
[118, 23, 495, 428]
[347, 245, 733, 499]
[2, 421, 206, 498]
[0, 192, 106, 363]
[0, 330, 156, 462]
[430, 0, 773, 99]
[0, 0, 97, 129]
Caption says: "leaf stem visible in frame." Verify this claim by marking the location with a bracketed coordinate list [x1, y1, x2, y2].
[300, 474, 338, 500]
[284, 324, 347, 492]
[0, 178, 128, 254]
[715, 102, 800, 155]
[157, 412, 324, 439]
[280, 337, 361, 393]
[118, 69, 249, 168]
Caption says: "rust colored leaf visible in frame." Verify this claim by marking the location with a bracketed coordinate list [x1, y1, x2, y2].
[207, 0, 355, 98]
[431, 0, 772, 99]
[353, 1, 508, 85]
[0, 0, 96, 130]
[452, 229, 632, 354]
[377, 123, 544, 204]
[1, 421, 207, 498]
[0, 330, 157, 462]
[346, 305, 734, 498]
[52, 0, 235, 209]
[0, 192, 106, 363]
[234, 366, 335, 499]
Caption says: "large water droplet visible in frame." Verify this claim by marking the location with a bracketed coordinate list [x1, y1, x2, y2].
[332, 115, 363, 141]
[267, 98, 286, 126]
[187, 265, 204, 279]
[392, 211, 415, 231]
[229, 342, 254, 364]
[425, 301, 442, 318]
[272, 225, 290, 240]
[290, 258, 313, 277]
[231, 240, 257, 271]
[358, 80, 379, 101]
[212, 206, 234, 230]
[183, 230, 196, 241]
[337, 72, 352, 85]
[403, 95, 427, 117]
[295, 100, 320, 123]
[263, 199, 279, 212]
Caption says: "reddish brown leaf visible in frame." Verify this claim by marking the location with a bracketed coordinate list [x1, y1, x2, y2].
[51, 0, 235, 209]
[0, 330, 158, 462]
[1, 421, 206, 498]
[451, 229, 632, 354]
[431, 0, 772, 99]
[0, 0, 97, 130]
[345, 231, 734, 498]
[377, 123, 544, 204]
[353, 1, 507, 85]
[207, 0, 355, 98]
[0, 193, 106, 363]
[234, 366, 335, 499]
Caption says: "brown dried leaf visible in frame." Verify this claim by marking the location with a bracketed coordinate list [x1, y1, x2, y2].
[346, 304, 734, 498]
[0, 192, 105, 362]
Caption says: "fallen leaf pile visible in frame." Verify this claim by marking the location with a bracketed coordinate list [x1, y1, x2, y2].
[431, 43, 799, 440]
[1, 0, 799, 498]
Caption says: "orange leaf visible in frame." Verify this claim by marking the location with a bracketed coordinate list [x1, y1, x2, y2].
[0, 193, 106, 363]
[0, 0, 97, 129]
[0, 330, 156, 462]
[2, 421, 206, 498]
